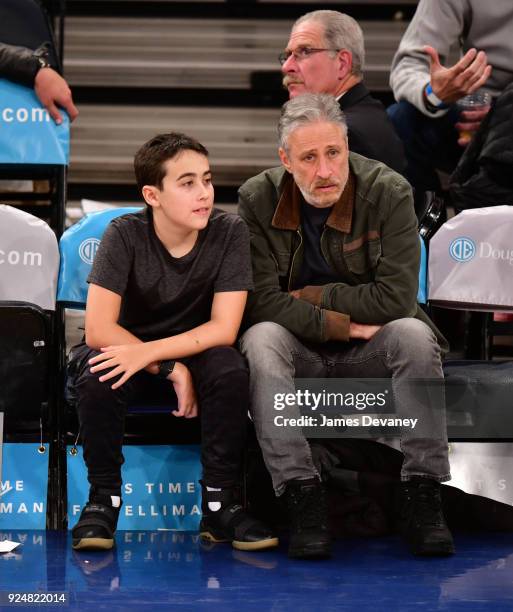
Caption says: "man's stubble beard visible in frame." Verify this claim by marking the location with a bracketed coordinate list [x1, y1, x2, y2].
[296, 165, 349, 208]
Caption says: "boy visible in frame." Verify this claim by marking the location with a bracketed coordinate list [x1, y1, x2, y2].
[70, 132, 277, 552]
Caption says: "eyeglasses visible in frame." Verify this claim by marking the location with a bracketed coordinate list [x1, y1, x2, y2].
[278, 47, 341, 66]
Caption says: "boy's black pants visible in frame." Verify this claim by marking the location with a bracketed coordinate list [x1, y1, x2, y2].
[69, 343, 250, 494]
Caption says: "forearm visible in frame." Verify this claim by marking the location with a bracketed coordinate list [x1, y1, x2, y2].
[86, 321, 160, 375]
[300, 189, 419, 322]
[390, 0, 463, 116]
[146, 319, 238, 362]
[320, 281, 417, 324]
[245, 288, 350, 343]
[390, 57, 438, 116]
[86, 321, 141, 350]
[0, 43, 39, 87]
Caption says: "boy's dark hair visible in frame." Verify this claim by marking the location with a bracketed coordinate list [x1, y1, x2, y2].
[134, 132, 209, 191]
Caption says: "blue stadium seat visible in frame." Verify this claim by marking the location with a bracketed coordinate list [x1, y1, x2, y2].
[0, 205, 61, 529]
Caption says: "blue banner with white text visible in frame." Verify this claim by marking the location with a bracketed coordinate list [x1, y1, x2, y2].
[67, 445, 202, 530]
[0, 79, 69, 165]
[0, 443, 48, 529]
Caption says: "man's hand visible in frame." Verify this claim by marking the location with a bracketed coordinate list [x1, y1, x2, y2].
[349, 322, 381, 340]
[289, 286, 323, 306]
[34, 67, 79, 124]
[424, 46, 492, 104]
[168, 362, 198, 419]
[454, 107, 490, 146]
[89, 342, 157, 389]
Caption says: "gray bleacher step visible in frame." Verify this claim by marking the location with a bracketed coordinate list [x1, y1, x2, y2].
[63, 17, 408, 91]
[69, 104, 281, 186]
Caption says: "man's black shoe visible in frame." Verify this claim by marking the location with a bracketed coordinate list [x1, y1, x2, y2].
[283, 478, 331, 559]
[200, 484, 278, 551]
[398, 476, 455, 556]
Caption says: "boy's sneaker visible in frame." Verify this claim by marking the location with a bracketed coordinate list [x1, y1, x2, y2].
[200, 485, 278, 551]
[72, 489, 121, 551]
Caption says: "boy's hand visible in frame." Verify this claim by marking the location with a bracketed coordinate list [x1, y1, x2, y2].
[89, 343, 157, 389]
[168, 363, 198, 419]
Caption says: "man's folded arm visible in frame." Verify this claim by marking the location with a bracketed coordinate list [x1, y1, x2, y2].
[239, 195, 350, 343]
[297, 182, 420, 324]
[0, 42, 39, 86]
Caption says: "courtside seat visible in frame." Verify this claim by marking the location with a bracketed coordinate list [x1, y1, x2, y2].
[0, 205, 61, 529]
[425, 206, 513, 438]
[0, 205, 60, 432]
[58, 208, 190, 434]
[59, 208, 202, 531]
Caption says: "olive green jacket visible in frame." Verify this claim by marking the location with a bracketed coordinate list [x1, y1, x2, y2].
[238, 152, 448, 353]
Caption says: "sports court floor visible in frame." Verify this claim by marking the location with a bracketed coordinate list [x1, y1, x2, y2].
[2, 530, 513, 611]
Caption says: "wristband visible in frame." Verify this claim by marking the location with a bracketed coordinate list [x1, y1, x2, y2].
[424, 83, 449, 110]
[157, 359, 176, 379]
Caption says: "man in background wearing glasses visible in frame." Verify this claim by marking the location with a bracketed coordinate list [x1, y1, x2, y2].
[280, 10, 405, 175]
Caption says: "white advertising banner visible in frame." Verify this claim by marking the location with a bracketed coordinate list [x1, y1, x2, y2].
[0, 205, 59, 311]
[428, 205, 513, 311]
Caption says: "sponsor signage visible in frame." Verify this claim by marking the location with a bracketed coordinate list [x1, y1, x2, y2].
[0, 205, 59, 310]
[429, 206, 513, 310]
[0, 79, 69, 165]
[67, 445, 202, 530]
[0, 444, 48, 529]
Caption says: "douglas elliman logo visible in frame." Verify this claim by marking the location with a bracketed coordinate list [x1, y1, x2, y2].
[449, 237, 476, 262]
[449, 238, 513, 265]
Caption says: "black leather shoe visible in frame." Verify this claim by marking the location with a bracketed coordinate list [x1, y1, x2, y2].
[398, 477, 455, 556]
[200, 485, 278, 551]
[283, 478, 331, 559]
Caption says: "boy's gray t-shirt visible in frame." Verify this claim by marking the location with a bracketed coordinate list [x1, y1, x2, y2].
[87, 207, 253, 341]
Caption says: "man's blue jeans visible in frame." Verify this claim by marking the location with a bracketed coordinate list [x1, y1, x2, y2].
[240, 318, 450, 495]
[387, 101, 462, 193]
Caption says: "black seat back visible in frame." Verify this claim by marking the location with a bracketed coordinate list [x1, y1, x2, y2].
[0, 301, 50, 424]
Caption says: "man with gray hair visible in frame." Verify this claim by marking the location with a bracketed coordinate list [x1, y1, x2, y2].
[279, 10, 405, 174]
[239, 93, 454, 560]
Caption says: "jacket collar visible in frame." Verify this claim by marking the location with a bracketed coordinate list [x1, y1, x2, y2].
[271, 169, 355, 233]
[338, 81, 369, 110]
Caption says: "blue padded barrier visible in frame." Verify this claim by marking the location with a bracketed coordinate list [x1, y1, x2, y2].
[57, 207, 142, 308]
[0, 80, 69, 165]
[418, 234, 427, 304]
[67, 445, 202, 531]
[0, 443, 49, 529]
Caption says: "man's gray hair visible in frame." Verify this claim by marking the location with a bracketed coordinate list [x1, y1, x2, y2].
[294, 10, 365, 77]
[278, 93, 348, 151]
